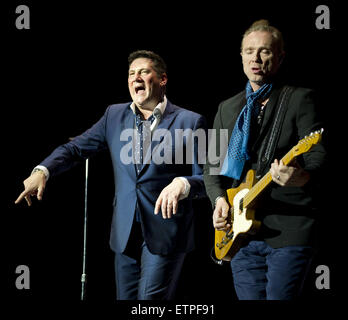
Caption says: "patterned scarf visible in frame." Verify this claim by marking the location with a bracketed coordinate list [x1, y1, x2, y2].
[220, 81, 273, 180]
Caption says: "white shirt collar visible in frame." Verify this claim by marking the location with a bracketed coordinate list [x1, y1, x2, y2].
[130, 95, 167, 117]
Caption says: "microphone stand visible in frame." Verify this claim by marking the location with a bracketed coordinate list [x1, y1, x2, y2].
[81, 158, 89, 300]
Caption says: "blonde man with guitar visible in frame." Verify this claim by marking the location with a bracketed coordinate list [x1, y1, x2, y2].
[203, 20, 327, 300]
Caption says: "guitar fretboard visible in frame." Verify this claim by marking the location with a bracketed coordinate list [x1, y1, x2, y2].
[243, 147, 295, 208]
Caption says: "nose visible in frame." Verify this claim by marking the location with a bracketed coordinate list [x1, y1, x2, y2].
[251, 50, 262, 63]
[135, 74, 143, 82]
[129, 71, 143, 83]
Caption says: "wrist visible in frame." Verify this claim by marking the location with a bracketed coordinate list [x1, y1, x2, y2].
[31, 166, 49, 180]
[173, 177, 190, 200]
[32, 168, 45, 176]
[214, 195, 226, 208]
[173, 177, 186, 192]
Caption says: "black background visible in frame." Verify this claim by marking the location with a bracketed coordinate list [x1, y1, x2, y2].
[2, 0, 341, 316]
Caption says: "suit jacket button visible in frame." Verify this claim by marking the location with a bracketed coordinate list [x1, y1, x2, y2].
[136, 184, 141, 189]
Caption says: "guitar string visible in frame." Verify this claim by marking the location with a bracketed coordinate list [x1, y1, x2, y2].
[243, 137, 318, 205]
[243, 150, 294, 205]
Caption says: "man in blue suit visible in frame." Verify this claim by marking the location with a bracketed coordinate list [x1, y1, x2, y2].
[15, 50, 207, 300]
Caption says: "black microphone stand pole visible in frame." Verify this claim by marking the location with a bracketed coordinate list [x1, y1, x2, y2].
[81, 158, 89, 300]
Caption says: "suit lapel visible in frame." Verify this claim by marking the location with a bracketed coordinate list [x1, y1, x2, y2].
[155, 101, 177, 133]
[119, 105, 138, 179]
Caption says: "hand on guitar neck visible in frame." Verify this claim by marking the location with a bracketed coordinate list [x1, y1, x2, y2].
[270, 159, 310, 187]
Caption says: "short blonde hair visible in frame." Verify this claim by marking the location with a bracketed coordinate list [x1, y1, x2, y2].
[241, 19, 284, 55]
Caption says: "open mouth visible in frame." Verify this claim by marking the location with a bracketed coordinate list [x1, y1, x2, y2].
[135, 85, 145, 94]
[251, 67, 263, 74]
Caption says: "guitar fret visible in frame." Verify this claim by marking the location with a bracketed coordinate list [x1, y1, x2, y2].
[243, 149, 294, 207]
[242, 130, 322, 208]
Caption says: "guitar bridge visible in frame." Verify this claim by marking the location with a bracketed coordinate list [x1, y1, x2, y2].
[216, 230, 234, 248]
[216, 206, 234, 249]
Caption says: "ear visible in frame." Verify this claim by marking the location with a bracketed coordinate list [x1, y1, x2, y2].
[160, 73, 168, 86]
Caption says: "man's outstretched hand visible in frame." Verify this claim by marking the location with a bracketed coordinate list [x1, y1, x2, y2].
[15, 171, 46, 206]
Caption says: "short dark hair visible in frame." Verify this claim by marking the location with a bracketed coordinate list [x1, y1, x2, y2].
[128, 50, 167, 76]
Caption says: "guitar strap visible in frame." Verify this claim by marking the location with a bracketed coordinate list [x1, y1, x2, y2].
[255, 85, 295, 179]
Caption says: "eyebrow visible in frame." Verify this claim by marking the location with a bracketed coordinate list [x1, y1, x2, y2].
[129, 67, 150, 73]
[243, 46, 272, 53]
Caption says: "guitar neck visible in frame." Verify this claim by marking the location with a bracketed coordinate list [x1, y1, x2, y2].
[243, 148, 295, 208]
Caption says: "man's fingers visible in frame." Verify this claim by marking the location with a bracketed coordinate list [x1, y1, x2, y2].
[215, 221, 231, 231]
[165, 197, 179, 219]
[25, 195, 32, 207]
[221, 206, 229, 218]
[15, 191, 27, 204]
[155, 187, 180, 219]
[15, 173, 46, 206]
[154, 196, 162, 214]
[172, 199, 178, 215]
[165, 200, 173, 219]
[213, 212, 226, 224]
[15, 185, 44, 205]
[37, 185, 45, 201]
[213, 201, 231, 230]
[161, 197, 168, 219]
[215, 217, 227, 224]
[216, 225, 231, 231]
[213, 207, 223, 218]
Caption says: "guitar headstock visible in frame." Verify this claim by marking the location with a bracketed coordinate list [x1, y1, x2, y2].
[292, 129, 323, 157]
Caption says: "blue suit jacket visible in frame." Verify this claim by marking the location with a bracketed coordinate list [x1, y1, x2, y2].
[40, 100, 207, 255]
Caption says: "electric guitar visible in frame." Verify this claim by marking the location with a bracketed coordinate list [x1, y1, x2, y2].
[214, 129, 323, 262]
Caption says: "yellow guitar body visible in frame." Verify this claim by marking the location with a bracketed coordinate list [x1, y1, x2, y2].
[213, 129, 323, 262]
[214, 170, 261, 261]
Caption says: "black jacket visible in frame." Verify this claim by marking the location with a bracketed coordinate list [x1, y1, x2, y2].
[203, 84, 327, 248]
